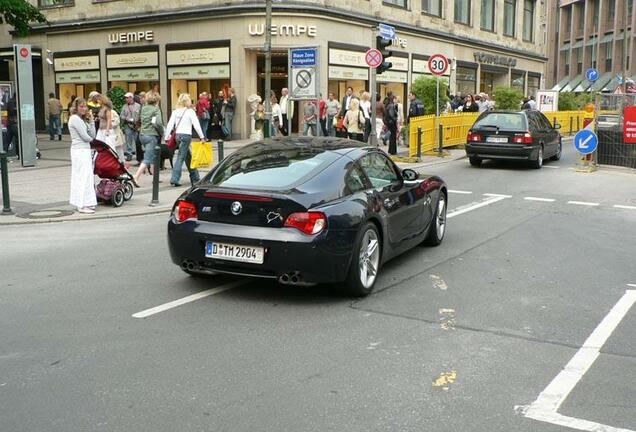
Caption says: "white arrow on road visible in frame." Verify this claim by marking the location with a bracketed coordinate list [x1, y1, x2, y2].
[578, 134, 593, 149]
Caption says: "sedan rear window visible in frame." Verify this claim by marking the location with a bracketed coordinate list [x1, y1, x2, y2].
[473, 113, 527, 131]
[208, 148, 339, 190]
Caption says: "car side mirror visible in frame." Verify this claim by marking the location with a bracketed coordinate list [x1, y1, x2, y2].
[402, 168, 419, 181]
[554, 123, 562, 130]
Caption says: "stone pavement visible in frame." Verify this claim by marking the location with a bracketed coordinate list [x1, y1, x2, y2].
[0, 134, 465, 225]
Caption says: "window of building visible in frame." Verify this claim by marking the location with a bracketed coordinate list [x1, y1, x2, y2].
[577, 4, 584, 33]
[481, 0, 495, 31]
[504, 0, 516, 36]
[629, 0, 633, 20]
[511, 72, 525, 93]
[527, 75, 540, 97]
[574, 48, 583, 73]
[456, 66, 476, 94]
[604, 42, 612, 70]
[455, 0, 471, 24]
[384, 0, 408, 7]
[607, 0, 615, 25]
[563, 6, 572, 36]
[39, 0, 73, 7]
[523, 0, 534, 41]
[592, 0, 600, 29]
[422, 0, 443, 16]
[564, 53, 570, 75]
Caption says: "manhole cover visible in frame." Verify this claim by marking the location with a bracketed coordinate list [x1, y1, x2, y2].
[16, 209, 75, 219]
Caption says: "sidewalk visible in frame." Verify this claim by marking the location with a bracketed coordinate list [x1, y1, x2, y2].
[0, 134, 465, 225]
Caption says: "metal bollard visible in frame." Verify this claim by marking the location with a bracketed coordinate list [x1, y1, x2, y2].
[217, 140, 224, 163]
[417, 127, 422, 160]
[438, 124, 443, 156]
[569, 117, 573, 135]
[0, 150, 12, 214]
[576, 116, 580, 132]
[150, 140, 160, 206]
[553, 117, 557, 128]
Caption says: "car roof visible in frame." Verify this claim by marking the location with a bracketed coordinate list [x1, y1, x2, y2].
[232, 137, 367, 159]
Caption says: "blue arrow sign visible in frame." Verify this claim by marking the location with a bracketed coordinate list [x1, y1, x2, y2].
[573, 129, 598, 154]
[378, 23, 396, 40]
[585, 68, 599, 82]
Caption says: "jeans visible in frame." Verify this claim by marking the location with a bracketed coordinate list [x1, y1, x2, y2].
[303, 122, 317, 136]
[171, 134, 200, 185]
[222, 112, 234, 140]
[270, 122, 278, 137]
[140, 133, 159, 166]
[124, 127, 138, 156]
[327, 114, 336, 136]
[49, 114, 61, 139]
[320, 118, 327, 136]
[199, 118, 209, 140]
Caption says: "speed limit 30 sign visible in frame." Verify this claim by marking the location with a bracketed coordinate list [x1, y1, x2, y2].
[428, 54, 449, 76]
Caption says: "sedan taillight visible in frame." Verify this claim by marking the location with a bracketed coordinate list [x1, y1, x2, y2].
[467, 132, 482, 142]
[175, 200, 198, 222]
[513, 132, 533, 144]
[284, 212, 327, 235]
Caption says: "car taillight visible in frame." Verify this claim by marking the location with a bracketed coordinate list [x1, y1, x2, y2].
[467, 132, 482, 142]
[513, 132, 533, 144]
[175, 200, 198, 222]
[284, 212, 327, 235]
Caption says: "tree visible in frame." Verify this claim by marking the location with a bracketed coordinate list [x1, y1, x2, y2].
[0, 0, 48, 37]
[492, 86, 523, 110]
[410, 75, 450, 115]
[107, 87, 126, 114]
[557, 92, 578, 111]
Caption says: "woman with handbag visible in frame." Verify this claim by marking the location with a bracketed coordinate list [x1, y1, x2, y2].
[132, 92, 163, 186]
[164, 93, 207, 187]
[342, 98, 365, 142]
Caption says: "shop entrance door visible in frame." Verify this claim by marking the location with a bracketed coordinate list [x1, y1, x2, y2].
[257, 51, 297, 133]
[480, 71, 495, 94]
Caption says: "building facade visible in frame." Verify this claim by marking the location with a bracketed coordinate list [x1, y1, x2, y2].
[3, 0, 547, 137]
[547, 0, 635, 92]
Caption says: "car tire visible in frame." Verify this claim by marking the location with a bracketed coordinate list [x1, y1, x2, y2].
[550, 141, 562, 161]
[532, 146, 543, 169]
[469, 157, 482, 167]
[345, 222, 382, 297]
[424, 192, 447, 246]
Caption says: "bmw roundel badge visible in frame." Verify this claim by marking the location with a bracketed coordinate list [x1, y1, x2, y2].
[230, 201, 242, 215]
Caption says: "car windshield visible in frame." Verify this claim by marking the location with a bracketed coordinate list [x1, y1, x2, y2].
[207, 147, 339, 190]
[473, 113, 526, 131]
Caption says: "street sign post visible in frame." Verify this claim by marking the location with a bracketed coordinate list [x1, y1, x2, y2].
[428, 54, 449, 153]
[289, 47, 319, 100]
[585, 68, 599, 82]
[365, 49, 383, 69]
[573, 129, 598, 155]
[14, 44, 37, 167]
[378, 23, 396, 40]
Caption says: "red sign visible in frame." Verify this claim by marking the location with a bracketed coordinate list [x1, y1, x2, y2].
[623, 106, 636, 144]
[365, 49, 383, 69]
[428, 54, 449, 76]
[19, 48, 29, 58]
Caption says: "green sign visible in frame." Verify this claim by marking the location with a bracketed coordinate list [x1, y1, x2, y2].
[108, 68, 159, 82]
[168, 65, 230, 80]
[55, 71, 101, 84]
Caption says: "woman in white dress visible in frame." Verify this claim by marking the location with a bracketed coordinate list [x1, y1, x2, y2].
[68, 98, 97, 214]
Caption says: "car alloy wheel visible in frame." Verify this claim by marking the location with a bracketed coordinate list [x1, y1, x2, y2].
[533, 147, 543, 169]
[435, 194, 446, 240]
[359, 228, 380, 290]
[551, 141, 562, 161]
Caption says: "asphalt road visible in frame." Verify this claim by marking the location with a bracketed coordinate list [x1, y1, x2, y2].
[1, 141, 635, 432]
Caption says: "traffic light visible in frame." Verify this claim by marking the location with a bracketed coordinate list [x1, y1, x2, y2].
[376, 36, 393, 75]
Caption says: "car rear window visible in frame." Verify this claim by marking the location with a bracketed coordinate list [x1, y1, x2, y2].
[473, 113, 527, 130]
[207, 148, 339, 190]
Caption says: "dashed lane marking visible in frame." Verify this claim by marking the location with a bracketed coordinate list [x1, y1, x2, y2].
[614, 205, 636, 211]
[483, 193, 513, 198]
[542, 165, 560, 169]
[448, 190, 473, 194]
[567, 201, 600, 207]
[132, 280, 248, 318]
[446, 195, 509, 219]
[524, 197, 556, 202]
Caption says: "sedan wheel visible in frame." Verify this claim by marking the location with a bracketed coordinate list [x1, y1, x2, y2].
[551, 141, 562, 161]
[424, 192, 447, 246]
[345, 223, 381, 297]
[532, 146, 543, 169]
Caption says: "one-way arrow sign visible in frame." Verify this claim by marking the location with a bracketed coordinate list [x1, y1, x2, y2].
[378, 23, 396, 40]
[573, 129, 598, 155]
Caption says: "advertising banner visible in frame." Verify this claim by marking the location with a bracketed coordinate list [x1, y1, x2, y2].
[536, 90, 559, 112]
[623, 106, 636, 144]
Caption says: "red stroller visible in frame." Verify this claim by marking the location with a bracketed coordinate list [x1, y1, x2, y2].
[90, 139, 138, 207]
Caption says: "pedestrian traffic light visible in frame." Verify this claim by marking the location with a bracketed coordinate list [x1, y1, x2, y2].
[376, 36, 393, 75]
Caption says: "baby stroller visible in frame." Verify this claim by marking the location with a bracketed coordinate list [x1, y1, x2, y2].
[90, 139, 137, 207]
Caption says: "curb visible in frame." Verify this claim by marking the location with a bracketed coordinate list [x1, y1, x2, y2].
[0, 206, 173, 226]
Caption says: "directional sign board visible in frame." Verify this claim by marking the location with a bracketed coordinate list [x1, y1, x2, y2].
[289, 47, 319, 100]
[378, 23, 396, 40]
[573, 129, 598, 155]
[365, 49, 383, 68]
[585, 68, 599, 82]
[428, 54, 449, 76]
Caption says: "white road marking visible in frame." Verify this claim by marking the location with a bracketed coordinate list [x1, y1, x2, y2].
[483, 193, 513, 198]
[521, 289, 636, 432]
[448, 189, 473, 195]
[132, 280, 247, 318]
[542, 165, 560, 169]
[524, 197, 556, 202]
[614, 204, 636, 210]
[567, 201, 600, 207]
[447, 195, 509, 219]
[628, 284, 636, 288]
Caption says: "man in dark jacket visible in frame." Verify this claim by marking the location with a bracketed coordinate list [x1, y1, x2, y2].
[407, 91, 425, 122]
[384, 95, 398, 155]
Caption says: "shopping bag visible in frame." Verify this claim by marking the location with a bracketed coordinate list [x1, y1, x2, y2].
[190, 140, 213, 169]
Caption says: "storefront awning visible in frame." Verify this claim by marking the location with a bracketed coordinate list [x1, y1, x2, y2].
[585, 36, 598, 46]
[602, 76, 620, 92]
[601, 33, 615, 43]
[561, 74, 583, 92]
[572, 40, 584, 49]
[560, 42, 571, 51]
[551, 75, 572, 91]
[573, 80, 592, 92]
[589, 72, 613, 92]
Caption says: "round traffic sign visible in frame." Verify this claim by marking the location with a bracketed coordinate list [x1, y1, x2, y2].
[365, 49, 383, 69]
[428, 54, 449, 76]
[573, 129, 598, 155]
[296, 70, 312, 89]
[19, 48, 29, 58]
[585, 68, 599, 82]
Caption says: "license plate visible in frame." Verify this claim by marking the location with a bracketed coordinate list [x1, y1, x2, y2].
[486, 136, 508, 143]
[205, 241, 264, 264]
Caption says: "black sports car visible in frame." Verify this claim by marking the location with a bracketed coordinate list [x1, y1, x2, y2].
[167, 137, 447, 296]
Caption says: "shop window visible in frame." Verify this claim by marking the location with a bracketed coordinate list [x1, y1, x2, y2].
[422, 0, 442, 16]
[454, 0, 471, 24]
[511, 72, 525, 93]
[523, 0, 534, 41]
[480, 0, 495, 31]
[384, 0, 408, 7]
[527, 75, 540, 97]
[504, 0, 516, 36]
[456, 66, 476, 95]
[39, 0, 73, 7]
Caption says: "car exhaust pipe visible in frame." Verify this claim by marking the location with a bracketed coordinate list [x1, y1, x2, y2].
[278, 272, 316, 287]
[290, 274, 300, 284]
[280, 273, 290, 283]
[187, 262, 196, 271]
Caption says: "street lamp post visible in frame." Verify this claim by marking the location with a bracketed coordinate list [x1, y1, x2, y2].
[263, 0, 272, 138]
